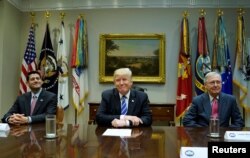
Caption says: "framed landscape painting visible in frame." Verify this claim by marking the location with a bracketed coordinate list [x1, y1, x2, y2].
[99, 33, 166, 83]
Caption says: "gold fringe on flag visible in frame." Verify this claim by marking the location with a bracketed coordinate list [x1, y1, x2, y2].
[236, 8, 245, 69]
[182, 11, 190, 56]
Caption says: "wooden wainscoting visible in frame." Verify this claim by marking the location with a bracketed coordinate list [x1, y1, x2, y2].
[88, 102, 175, 126]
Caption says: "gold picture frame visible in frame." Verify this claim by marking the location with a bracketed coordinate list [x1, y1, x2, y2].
[99, 33, 166, 83]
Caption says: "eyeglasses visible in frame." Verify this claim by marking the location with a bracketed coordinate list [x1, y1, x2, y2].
[207, 81, 221, 85]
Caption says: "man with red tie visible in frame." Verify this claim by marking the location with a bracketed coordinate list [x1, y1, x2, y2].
[183, 71, 244, 128]
[1, 71, 57, 125]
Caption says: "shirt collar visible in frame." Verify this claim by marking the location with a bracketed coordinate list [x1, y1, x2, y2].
[208, 94, 219, 102]
[32, 88, 42, 98]
[119, 90, 130, 100]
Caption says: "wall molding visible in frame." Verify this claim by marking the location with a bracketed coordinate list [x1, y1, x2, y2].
[7, 0, 250, 12]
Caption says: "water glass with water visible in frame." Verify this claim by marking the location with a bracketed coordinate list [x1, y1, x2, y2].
[209, 116, 220, 137]
[46, 114, 56, 138]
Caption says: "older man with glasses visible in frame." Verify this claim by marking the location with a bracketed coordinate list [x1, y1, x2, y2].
[183, 71, 244, 128]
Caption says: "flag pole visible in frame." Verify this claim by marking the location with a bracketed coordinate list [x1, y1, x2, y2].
[60, 12, 65, 22]
[217, 9, 223, 17]
[200, 8, 206, 17]
[75, 109, 77, 124]
[30, 12, 35, 27]
[243, 107, 245, 124]
[42, 11, 51, 78]
[239, 8, 246, 125]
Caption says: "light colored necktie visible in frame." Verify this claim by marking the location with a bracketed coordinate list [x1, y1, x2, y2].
[30, 131, 36, 145]
[119, 138, 129, 157]
[30, 96, 37, 115]
[211, 98, 218, 118]
[121, 96, 128, 115]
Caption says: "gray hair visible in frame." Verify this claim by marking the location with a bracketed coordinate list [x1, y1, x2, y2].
[204, 71, 221, 83]
[113, 68, 132, 80]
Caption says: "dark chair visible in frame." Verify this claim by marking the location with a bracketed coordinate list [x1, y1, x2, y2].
[132, 86, 149, 103]
[132, 85, 147, 92]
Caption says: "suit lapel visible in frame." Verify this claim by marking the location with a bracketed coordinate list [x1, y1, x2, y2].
[203, 93, 212, 119]
[218, 93, 224, 119]
[113, 89, 122, 114]
[32, 90, 45, 115]
[25, 92, 32, 115]
[127, 90, 136, 115]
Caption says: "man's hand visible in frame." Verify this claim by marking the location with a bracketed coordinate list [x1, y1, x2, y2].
[124, 115, 143, 126]
[129, 128, 143, 138]
[111, 118, 126, 128]
[10, 125, 29, 136]
[8, 114, 28, 125]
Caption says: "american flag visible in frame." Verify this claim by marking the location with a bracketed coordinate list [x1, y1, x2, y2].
[19, 25, 36, 94]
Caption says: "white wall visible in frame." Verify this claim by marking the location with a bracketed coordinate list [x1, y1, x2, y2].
[0, 0, 22, 117]
[1, 6, 250, 126]
[0, 0, 4, 115]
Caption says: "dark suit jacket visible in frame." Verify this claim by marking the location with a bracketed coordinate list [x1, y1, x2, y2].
[96, 88, 152, 126]
[183, 92, 244, 128]
[1, 89, 57, 123]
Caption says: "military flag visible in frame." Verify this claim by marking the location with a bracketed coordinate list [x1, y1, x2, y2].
[176, 16, 192, 121]
[71, 17, 89, 114]
[19, 25, 37, 94]
[212, 13, 232, 94]
[233, 13, 250, 110]
[194, 16, 211, 95]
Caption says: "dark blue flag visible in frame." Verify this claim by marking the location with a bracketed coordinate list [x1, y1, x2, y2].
[212, 15, 232, 94]
[38, 23, 58, 94]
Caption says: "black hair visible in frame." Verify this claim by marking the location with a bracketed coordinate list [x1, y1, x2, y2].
[26, 71, 42, 81]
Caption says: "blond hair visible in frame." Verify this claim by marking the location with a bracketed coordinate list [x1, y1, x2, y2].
[113, 68, 132, 81]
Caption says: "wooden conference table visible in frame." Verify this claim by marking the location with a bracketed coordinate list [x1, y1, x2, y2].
[0, 123, 248, 158]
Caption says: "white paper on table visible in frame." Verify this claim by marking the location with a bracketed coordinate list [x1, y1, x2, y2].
[180, 147, 208, 158]
[0, 123, 10, 131]
[224, 131, 250, 141]
[0, 130, 10, 137]
[102, 128, 132, 137]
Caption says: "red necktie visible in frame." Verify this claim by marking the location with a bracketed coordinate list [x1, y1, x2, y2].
[211, 98, 218, 118]
[30, 96, 37, 115]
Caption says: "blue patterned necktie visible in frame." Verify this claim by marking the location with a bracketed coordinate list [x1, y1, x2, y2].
[119, 138, 129, 157]
[121, 96, 128, 115]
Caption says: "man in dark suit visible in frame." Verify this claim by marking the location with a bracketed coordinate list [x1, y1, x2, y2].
[183, 71, 244, 128]
[96, 68, 152, 127]
[1, 71, 57, 125]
